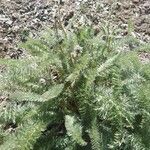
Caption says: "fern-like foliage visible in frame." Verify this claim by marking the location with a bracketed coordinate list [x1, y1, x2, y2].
[0, 26, 150, 150]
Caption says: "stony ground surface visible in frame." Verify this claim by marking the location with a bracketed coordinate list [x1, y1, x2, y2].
[0, 0, 150, 58]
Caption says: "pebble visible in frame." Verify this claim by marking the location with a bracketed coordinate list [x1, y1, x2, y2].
[5, 20, 13, 26]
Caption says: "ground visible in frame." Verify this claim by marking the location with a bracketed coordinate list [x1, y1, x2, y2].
[0, 0, 150, 58]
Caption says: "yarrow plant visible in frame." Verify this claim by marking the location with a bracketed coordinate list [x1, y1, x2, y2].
[0, 26, 150, 150]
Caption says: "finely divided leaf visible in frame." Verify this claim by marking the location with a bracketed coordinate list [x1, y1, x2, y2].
[65, 115, 87, 146]
[42, 84, 64, 101]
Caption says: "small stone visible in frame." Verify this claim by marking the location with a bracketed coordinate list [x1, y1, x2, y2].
[6, 20, 13, 25]
[12, 25, 20, 32]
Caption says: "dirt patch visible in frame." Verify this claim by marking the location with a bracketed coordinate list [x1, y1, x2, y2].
[0, 0, 150, 57]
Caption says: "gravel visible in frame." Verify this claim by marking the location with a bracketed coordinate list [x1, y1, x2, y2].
[0, 0, 150, 58]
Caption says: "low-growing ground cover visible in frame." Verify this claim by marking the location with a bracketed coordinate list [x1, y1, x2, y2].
[0, 26, 150, 149]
